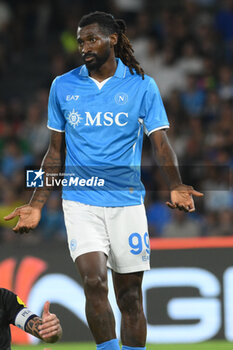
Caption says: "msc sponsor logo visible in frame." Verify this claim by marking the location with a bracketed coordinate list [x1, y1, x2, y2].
[67, 110, 128, 128]
[68, 109, 83, 128]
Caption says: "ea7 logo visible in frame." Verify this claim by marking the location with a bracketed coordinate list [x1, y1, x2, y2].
[66, 95, 79, 101]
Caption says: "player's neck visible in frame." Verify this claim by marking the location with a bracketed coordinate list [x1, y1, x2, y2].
[89, 56, 117, 82]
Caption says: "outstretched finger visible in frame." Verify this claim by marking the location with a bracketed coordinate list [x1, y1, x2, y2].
[189, 207, 195, 212]
[187, 198, 195, 212]
[4, 209, 19, 221]
[166, 201, 177, 209]
[177, 205, 189, 212]
[189, 189, 204, 197]
[12, 223, 21, 233]
[18, 227, 29, 234]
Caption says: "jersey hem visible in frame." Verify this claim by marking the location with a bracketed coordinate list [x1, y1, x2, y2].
[71, 248, 109, 262]
[108, 263, 150, 273]
[62, 195, 144, 207]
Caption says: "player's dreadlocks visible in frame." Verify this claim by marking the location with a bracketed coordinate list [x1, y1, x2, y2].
[78, 11, 145, 79]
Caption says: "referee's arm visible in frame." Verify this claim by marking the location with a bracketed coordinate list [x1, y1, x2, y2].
[25, 301, 62, 343]
[1, 288, 62, 343]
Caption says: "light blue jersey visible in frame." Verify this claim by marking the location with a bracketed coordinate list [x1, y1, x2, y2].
[47, 58, 169, 206]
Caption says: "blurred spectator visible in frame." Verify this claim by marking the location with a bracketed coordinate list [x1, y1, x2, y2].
[215, 0, 233, 60]
[181, 74, 205, 117]
[112, 0, 144, 21]
[192, 0, 216, 6]
[198, 55, 217, 90]
[1, 139, 33, 178]
[163, 210, 202, 238]
[204, 190, 232, 212]
[201, 211, 219, 236]
[147, 194, 172, 237]
[194, 12, 218, 57]
[19, 102, 50, 156]
[60, 16, 78, 55]
[130, 12, 154, 63]
[217, 209, 233, 236]
[0, 1, 12, 32]
[203, 90, 220, 124]
[217, 65, 233, 100]
[39, 193, 66, 241]
[153, 43, 185, 98]
[143, 36, 161, 78]
[35, 0, 51, 43]
[177, 40, 204, 76]
[0, 186, 24, 234]
[50, 54, 67, 78]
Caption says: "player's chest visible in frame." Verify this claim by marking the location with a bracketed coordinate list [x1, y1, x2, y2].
[60, 83, 141, 133]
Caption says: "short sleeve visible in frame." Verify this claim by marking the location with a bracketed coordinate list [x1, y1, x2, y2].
[140, 78, 169, 136]
[47, 78, 66, 132]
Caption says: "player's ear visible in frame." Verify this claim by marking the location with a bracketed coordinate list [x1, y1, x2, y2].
[109, 33, 118, 48]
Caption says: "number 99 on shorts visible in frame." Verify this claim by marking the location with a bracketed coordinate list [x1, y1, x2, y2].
[128, 232, 150, 256]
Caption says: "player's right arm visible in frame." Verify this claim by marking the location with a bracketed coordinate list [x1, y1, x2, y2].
[4, 130, 65, 233]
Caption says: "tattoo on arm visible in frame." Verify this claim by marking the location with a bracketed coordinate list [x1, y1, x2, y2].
[151, 131, 182, 189]
[30, 131, 65, 208]
[25, 317, 43, 340]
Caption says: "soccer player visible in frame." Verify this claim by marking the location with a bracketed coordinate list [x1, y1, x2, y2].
[5, 12, 203, 350]
[0, 287, 62, 350]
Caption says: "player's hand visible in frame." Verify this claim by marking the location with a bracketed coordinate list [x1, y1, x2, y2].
[39, 301, 62, 343]
[4, 205, 41, 234]
[166, 184, 203, 212]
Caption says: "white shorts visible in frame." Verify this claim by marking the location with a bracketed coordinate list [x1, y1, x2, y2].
[62, 200, 150, 273]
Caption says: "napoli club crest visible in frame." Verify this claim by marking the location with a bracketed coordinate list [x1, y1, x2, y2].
[115, 92, 128, 105]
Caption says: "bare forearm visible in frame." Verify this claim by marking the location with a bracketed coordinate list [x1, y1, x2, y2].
[25, 316, 61, 343]
[29, 131, 65, 209]
[150, 131, 182, 190]
[25, 316, 43, 340]
[29, 150, 63, 209]
[156, 141, 182, 189]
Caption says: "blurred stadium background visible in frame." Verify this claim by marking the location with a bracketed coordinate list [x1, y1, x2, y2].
[0, 0, 232, 347]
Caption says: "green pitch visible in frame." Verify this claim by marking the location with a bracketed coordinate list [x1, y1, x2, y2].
[11, 341, 233, 350]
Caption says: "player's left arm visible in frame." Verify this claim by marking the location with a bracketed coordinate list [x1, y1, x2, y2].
[150, 130, 203, 212]
[25, 301, 62, 343]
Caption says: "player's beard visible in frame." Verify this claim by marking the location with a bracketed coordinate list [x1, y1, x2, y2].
[83, 46, 111, 71]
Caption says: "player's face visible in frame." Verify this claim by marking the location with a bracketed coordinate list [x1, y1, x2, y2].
[77, 23, 112, 71]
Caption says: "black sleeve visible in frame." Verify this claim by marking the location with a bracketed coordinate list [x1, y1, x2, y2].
[0, 288, 26, 325]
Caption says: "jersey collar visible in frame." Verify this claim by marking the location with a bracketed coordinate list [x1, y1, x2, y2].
[79, 58, 127, 79]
